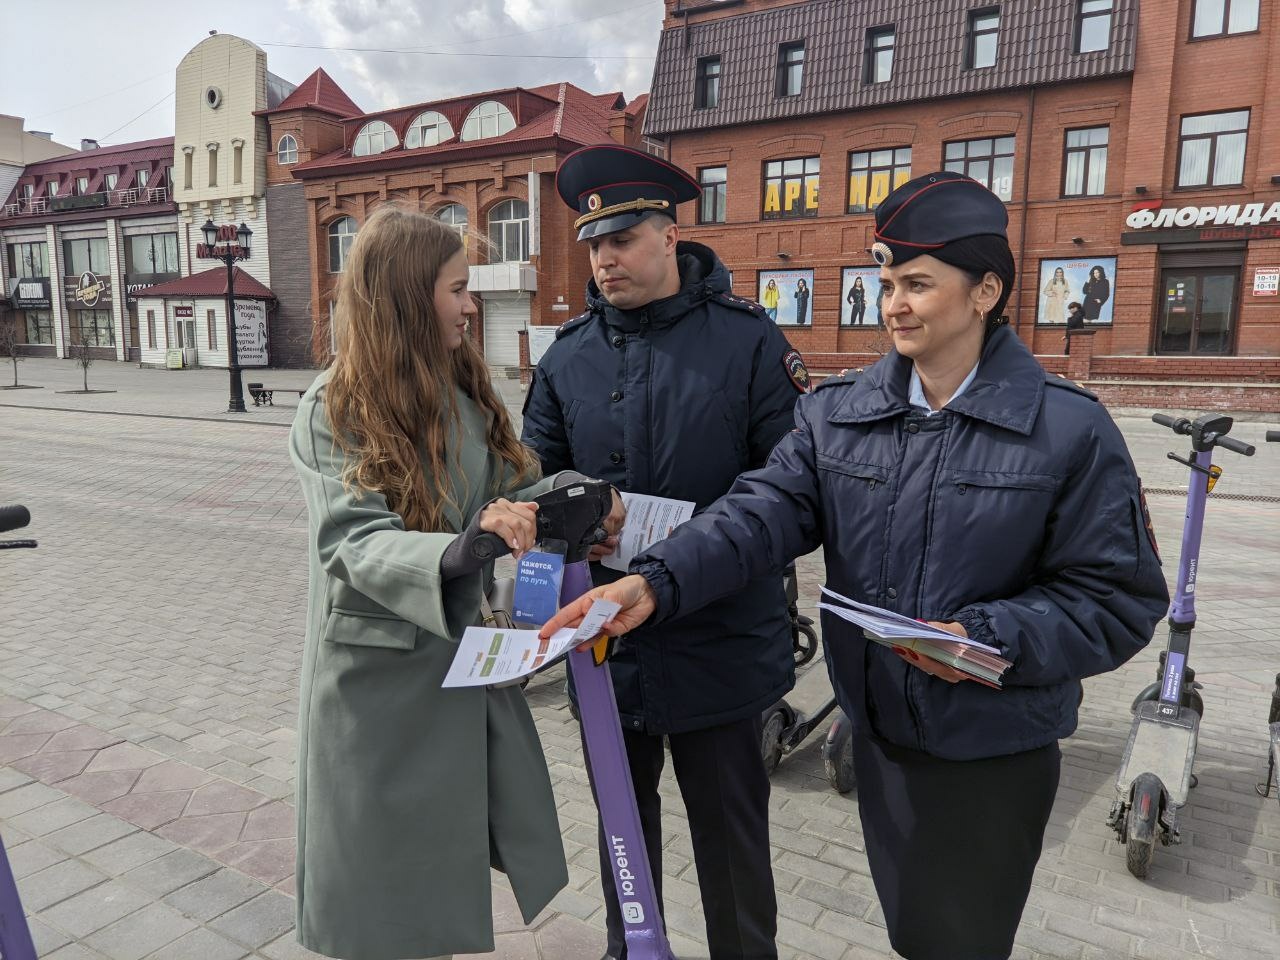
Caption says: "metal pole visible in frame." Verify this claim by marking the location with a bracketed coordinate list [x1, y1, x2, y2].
[225, 252, 245, 413]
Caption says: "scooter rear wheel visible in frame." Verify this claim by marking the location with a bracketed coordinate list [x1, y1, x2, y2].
[1125, 773, 1163, 878]
[823, 734, 855, 794]
[761, 706, 789, 774]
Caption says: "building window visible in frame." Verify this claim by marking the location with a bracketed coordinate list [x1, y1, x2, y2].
[353, 120, 399, 157]
[137, 169, 149, 189]
[208, 309, 218, 350]
[405, 111, 454, 149]
[1156, 268, 1238, 354]
[866, 28, 895, 84]
[488, 199, 530, 263]
[20, 183, 33, 201]
[9, 241, 49, 278]
[849, 147, 912, 213]
[763, 157, 819, 219]
[696, 57, 721, 109]
[328, 216, 358, 272]
[63, 238, 110, 275]
[1177, 110, 1248, 187]
[776, 42, 805, 97]
[277, 134, 299, 165]
[104, 173, 118, 191]
[47, 181, 59, 198]
[1076, 0, 1113, 53]
[25, 311, 54, 345]
[184, 152, 193, 190]
[1062, 127, 1109, 196]
[233, 143, 243, 184]
[126, 233, 180, 276]
[698, 166, 727, 224]
[968, 8, 1000, 69]
[461, 101, 516, 142]
[75, 176, 89, 195]
[436, 203, 469, 240]
[75, 309, 115, 347]
[1192, 0, 1259, 38]
[944, 136, 1015, 201]
[147, 309, 156, 349]
[208, 147, 218, 187]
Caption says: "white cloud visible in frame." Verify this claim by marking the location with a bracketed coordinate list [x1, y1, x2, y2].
[289, 0, 663, 111]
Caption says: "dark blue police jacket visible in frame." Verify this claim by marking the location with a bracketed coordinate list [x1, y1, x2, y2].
[635, 325, 1170, 760]
[522, 241, 804, 734]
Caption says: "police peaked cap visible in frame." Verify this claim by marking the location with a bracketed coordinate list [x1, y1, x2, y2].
[556, 144, 701, 241]
[870, 171, 1009, 267]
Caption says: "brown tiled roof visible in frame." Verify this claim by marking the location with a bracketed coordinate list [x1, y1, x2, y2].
[645, 0, 1139, 136]
[261, 68, 362, 117]
[139, 266, 274, 300]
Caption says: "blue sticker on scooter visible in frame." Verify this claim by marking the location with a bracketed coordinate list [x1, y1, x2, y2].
[1160, 651, 1185, 704]
[513, 548, 566, 625]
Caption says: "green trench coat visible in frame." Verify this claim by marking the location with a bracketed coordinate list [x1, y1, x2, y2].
[289, 374, 568, 960]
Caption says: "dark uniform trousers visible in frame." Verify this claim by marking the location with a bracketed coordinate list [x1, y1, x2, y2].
[581, 713, 778, 960]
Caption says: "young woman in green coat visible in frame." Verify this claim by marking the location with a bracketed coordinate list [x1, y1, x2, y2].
[289, 206, 570, 960]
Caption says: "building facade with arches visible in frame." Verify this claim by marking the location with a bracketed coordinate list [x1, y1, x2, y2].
[265, 78, 649, 369]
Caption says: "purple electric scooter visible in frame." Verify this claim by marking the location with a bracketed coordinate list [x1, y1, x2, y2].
[0, 504, 39, 960]
[1108, 414, 1254, 878]
[474, 481, 675, 958]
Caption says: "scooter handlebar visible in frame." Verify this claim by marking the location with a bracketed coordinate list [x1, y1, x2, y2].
[1151, 414, 1191, 434]
[0, 505, 30, 535]
[1216, 435, 1255, 457]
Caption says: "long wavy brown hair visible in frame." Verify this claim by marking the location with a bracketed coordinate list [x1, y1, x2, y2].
[324, 205, 537, 533]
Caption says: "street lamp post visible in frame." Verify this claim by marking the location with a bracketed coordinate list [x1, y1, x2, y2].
[199, 219, 253, 413]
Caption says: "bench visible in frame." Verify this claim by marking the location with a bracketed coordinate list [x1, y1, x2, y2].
[247, 382, 305, 407]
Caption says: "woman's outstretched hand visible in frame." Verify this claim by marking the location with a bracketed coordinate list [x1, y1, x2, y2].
[539, 574, 658, 647]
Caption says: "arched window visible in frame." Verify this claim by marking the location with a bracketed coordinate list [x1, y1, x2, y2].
[405, 111, 455, 149]
[461, 101, 516, 142]
[277, 134, 299, 165]
[487, 199, 529, 263]
[352, 121, 398, 157]
[328, 216, 358, 272]
[436, 203, 468, 238]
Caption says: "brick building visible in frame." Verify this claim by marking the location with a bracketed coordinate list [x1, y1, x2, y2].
[267, 77, 649, 367]
[644, 0, 1280, 411]
[0, 138, 178, 361]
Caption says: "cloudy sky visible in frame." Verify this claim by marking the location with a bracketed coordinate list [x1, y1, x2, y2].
[0, 0, 666, 149]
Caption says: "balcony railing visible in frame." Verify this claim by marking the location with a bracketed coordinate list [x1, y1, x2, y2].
[1, 186, 172, 218]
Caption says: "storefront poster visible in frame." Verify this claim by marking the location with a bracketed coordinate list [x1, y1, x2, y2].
[63, 271, 112, 309]
[840, 267, 882, 326]
[1252, 268, 1279, 296]
[1036, 257, 1116, 325]
[233, 300, 269, 367]
[9, 278, 52, 310]
[758, 269, 814, 326]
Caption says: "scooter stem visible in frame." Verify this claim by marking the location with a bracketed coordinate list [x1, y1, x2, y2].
[1169, 448, 1212, 626]
[563, 560, 674, 960]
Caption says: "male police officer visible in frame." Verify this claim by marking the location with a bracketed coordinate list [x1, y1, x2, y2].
[521, 144, 808, 960]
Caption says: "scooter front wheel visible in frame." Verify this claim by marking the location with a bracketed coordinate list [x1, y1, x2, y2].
[761, 705, 791, 774]
[822, 711, 856, 794]
[793, 622, 819, 667]
[1125, 772, 1163, 878]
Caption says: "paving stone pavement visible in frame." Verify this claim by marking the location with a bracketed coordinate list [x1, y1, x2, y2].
[2, 361, 1279, 959]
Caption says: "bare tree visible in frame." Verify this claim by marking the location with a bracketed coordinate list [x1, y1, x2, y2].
[70, 335, 94, 392]
[0, 318, 22, 387]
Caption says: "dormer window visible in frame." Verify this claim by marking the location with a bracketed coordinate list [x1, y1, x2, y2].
[460, 101, 516, 142]
[47, 181, 59, 198]
[405, 111, 455, 149]
[104, 173, 118, 191]
[353, 121, 398, 157]
[137, 169, 150, 189]
[277, 134, 299, 165]
[75, 177, 89, 195]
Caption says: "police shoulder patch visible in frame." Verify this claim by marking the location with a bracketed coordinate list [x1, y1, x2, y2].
[554, 310, 593, 340]
[783, 349, 810, 394]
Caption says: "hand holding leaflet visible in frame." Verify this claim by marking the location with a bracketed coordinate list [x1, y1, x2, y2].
[819, 586, 1011, 687]
[443, 598, 622, 688]
[600, 493, 695, 572]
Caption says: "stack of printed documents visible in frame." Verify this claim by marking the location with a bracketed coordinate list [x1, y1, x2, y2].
[818, 587, 1011, 688]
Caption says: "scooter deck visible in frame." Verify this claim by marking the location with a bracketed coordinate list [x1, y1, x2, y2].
[1116, 701, 1198, 805]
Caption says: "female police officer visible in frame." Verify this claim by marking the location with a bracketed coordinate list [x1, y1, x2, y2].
[543, 172, 1170, 960]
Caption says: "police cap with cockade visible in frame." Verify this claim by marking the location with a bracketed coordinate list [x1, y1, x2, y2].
[556, 144, 701, 241]
[869, 170, 1009, 267]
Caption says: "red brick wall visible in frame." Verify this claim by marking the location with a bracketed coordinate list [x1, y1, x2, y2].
[661, 0, 1280, 410]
